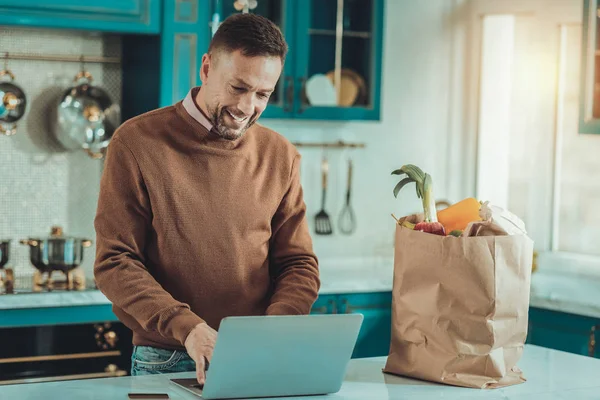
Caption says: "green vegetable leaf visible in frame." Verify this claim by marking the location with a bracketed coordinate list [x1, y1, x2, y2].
[391, 169, 406, 176]
[393, 177, 413, 198]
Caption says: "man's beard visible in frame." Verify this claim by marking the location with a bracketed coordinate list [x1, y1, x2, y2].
[208, 106, 257, 141]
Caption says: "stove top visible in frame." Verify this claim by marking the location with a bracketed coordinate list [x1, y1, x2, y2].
[0, 267, 97, 294]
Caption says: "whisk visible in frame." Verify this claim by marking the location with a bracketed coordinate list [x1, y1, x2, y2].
[338, 158, 356, 234]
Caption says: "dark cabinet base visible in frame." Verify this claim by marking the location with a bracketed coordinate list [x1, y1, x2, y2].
[0, 322, 133, 384]
[527, 307, 599, 358]
[311, 292, 392, 359]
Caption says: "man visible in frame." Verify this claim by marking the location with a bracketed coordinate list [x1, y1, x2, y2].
[94, 13, 320, 385]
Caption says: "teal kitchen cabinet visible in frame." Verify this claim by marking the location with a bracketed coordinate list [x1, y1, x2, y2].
[580, 0, 600, 134]
[527, 307, 599, 358]
[311, 293, 338, 314]
[160, 0, 213, 107]
[0, 0, 160, 34]
[212, 0, 384, 121]
[121, 0, 213, 119]
[311, 291, 392, 358]
[293, 0, 384, 121]
[338, 292, 392, 358]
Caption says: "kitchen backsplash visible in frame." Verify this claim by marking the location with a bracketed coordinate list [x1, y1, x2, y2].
[0, 27, 121, 283]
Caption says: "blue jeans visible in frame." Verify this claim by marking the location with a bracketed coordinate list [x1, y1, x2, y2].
[131, 345, 196, 376]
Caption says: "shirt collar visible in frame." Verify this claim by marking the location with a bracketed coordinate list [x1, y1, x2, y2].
[182, 87, 214, 132]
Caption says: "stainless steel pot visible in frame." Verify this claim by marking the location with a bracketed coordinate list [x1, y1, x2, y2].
[0, 69, 27, 136]
[0, 240, 10, 269]
[53, 70, 120, 159]
[20, 226, 92, 273]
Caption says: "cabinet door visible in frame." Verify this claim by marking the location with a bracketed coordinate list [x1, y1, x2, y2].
[293, 0, 384, 121]
[339, 292, 391, 358]
[527, 307, 598, 357]
[160, 0, 213, 107]
[212, 0, 296, 118]
[580, 0, 600, 134]
[310, 294, 338, 314]
[0, 0, 159, 33]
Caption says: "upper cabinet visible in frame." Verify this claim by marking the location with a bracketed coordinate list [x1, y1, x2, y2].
[213, 0, 385, 121]
[121, 0, 212, 118]
[580, 0, 600, 134]
[1, 0, 383, 121]
[160, 0, 213, 107]
[0, 0, 160, 34]
[294, 0, 384, 121]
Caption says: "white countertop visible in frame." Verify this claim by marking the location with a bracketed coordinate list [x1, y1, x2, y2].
[1, 345, 599, 399]
[529, 269, 600, 319]
[0, 289, 111, 310]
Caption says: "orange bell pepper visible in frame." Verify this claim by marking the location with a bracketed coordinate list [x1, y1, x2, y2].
[437, 197, 481, 233]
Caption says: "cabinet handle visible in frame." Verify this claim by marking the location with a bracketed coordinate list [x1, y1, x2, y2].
[284, 76, 294, 112]
[0, 350, 121, 364]
[341, 299, 390, 314]
[313, 299, 337, 314]
[589, 325, 597, 357]
[298, 77, 307, 113]
[0, 367, 127, 385]
[330, 299, 337, 314]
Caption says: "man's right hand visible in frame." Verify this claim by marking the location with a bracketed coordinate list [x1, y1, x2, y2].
[184, 322, 218, 385]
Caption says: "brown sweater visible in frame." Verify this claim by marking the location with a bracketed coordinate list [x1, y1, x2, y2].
[93, 100, 320, 349]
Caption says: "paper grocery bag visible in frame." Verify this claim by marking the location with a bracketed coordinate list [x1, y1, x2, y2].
[383, 217, 534, 389]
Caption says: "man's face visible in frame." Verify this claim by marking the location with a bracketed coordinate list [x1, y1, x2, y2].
[200, 50, 282, 140]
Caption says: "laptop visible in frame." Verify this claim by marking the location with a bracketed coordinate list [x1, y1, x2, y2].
[171, 313, 363, 399]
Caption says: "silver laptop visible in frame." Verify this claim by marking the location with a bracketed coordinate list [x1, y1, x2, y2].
[171, 313, 363, 399]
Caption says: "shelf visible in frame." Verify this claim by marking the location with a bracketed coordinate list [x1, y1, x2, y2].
[308, 29, 371, 39]
[291, 140, 366, 149]
[1, 51, 120, 65]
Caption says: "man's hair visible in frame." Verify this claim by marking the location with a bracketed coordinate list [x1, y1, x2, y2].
[208, 13, 288, 62]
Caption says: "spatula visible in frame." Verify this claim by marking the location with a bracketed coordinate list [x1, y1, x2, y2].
[315, 156, 333, 235]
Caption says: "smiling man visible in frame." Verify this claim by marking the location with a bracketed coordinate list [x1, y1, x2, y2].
[93, 14, 320, 385]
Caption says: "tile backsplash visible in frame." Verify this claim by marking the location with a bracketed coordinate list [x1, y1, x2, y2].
[0, 26, 121, 283]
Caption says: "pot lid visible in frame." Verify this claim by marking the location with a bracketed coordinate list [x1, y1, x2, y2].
[24, 226, 91, 242]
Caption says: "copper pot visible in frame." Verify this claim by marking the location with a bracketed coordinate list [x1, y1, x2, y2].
[0, 68, 27, 136]
[20, 226, 92, 273]
[52, 70, 120, 160]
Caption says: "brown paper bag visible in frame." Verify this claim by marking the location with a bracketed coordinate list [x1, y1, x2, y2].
[383, 215, 533, 389]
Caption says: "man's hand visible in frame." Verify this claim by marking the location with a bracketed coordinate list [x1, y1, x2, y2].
[184, 322, 218, 384]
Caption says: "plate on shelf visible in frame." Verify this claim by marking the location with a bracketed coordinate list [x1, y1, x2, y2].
[326, 69, 367, 106]
[305, 74, 337, 106]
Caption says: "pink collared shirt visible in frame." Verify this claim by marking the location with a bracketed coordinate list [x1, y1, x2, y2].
[182, 87, 214, 132]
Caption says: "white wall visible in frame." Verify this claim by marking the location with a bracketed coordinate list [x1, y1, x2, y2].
[262, 0, 467, 267]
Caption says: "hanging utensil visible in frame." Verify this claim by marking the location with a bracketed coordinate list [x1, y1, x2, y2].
[315, 156, 333, 235]
[0, 239, 10, 270]
[52, 57, 120, 159]
[338, 158, 356, 234]
[0, 54, 27, 136]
